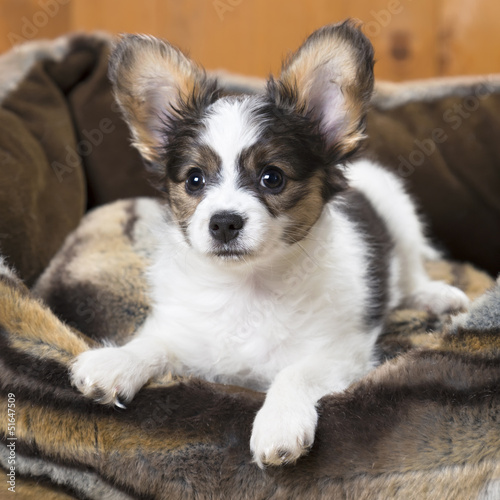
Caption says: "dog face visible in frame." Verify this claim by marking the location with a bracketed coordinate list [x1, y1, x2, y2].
[109, 20, 374, 262]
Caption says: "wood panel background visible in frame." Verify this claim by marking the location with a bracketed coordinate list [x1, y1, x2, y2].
[1, 0, 499, 81]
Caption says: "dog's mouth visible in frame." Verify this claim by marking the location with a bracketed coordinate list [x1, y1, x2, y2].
[211, 248, 251, 261]
[208, 240, 254, 261]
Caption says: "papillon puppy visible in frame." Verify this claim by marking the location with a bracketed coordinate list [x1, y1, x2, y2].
[70, 20, 469, 468]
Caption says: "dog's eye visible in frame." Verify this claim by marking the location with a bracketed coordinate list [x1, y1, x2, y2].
[185, 169, 206, 194]
[260, 168, 285, 192]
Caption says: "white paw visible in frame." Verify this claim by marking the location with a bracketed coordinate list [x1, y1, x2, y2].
[70, 347, 147, 406]
[408, 281, 470, 315]
[250, 397, 318, 468]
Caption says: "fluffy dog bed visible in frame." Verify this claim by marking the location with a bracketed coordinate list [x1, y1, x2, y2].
[0, 33, 499, 499]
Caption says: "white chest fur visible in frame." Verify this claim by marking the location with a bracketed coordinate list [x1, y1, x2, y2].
[143, 205, 374, 391]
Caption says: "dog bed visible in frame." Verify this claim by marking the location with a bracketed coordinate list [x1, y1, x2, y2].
[0, 33, 499, 499]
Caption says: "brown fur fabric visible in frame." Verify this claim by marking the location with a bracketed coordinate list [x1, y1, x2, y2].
[0, 255, 499, 498]
[0, 34, 155, 285]
[0, 199, 496, 499]
[33, 198, 156, 345]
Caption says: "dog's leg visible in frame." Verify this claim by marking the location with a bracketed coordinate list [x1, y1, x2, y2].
[250, 352, 368, 468]
[402, 259, 471, 314]
[70, 320, 170, 406]
[390, 209, 470, 315]
[348, 160, 470, 315]
[390, 216, 470, 314]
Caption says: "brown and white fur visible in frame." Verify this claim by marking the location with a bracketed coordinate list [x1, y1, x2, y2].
[70, 21, 469, 468]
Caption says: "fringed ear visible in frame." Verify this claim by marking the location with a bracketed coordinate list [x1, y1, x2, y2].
[271, 20, 375, 158]
[109, 34, 214, 163]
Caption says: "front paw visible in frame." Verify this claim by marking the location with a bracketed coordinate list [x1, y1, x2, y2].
[409, 281, 470, 315]
[70, 347, 145, 406]
[250, 398, 318, 468]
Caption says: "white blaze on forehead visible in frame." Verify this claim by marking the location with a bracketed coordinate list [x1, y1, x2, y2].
[187, 96, 275, 257]
[201, 97, 265, 183]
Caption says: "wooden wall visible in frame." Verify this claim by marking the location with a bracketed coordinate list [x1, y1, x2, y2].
[1, 0, 500, 81]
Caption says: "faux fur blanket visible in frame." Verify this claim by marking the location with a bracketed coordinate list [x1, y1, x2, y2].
[0, 33, 499, 499]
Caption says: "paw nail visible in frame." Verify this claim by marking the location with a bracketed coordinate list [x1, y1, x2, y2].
[114, 399, 127, 409]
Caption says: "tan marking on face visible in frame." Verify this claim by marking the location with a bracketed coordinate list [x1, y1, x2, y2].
[166, 144, 222, 229]
[167, 182, 203, 231]
[238, 146, 328, 244]
[280, 173, 327, 244]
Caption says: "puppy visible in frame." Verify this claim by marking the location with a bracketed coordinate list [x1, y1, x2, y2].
[70, 20, 469, 468]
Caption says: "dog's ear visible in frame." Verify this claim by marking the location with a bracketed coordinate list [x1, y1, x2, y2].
[109, 35, 212, 163]
[270, 20, 374, 158]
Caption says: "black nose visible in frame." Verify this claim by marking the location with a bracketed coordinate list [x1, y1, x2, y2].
[209, 212, 244, 243]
